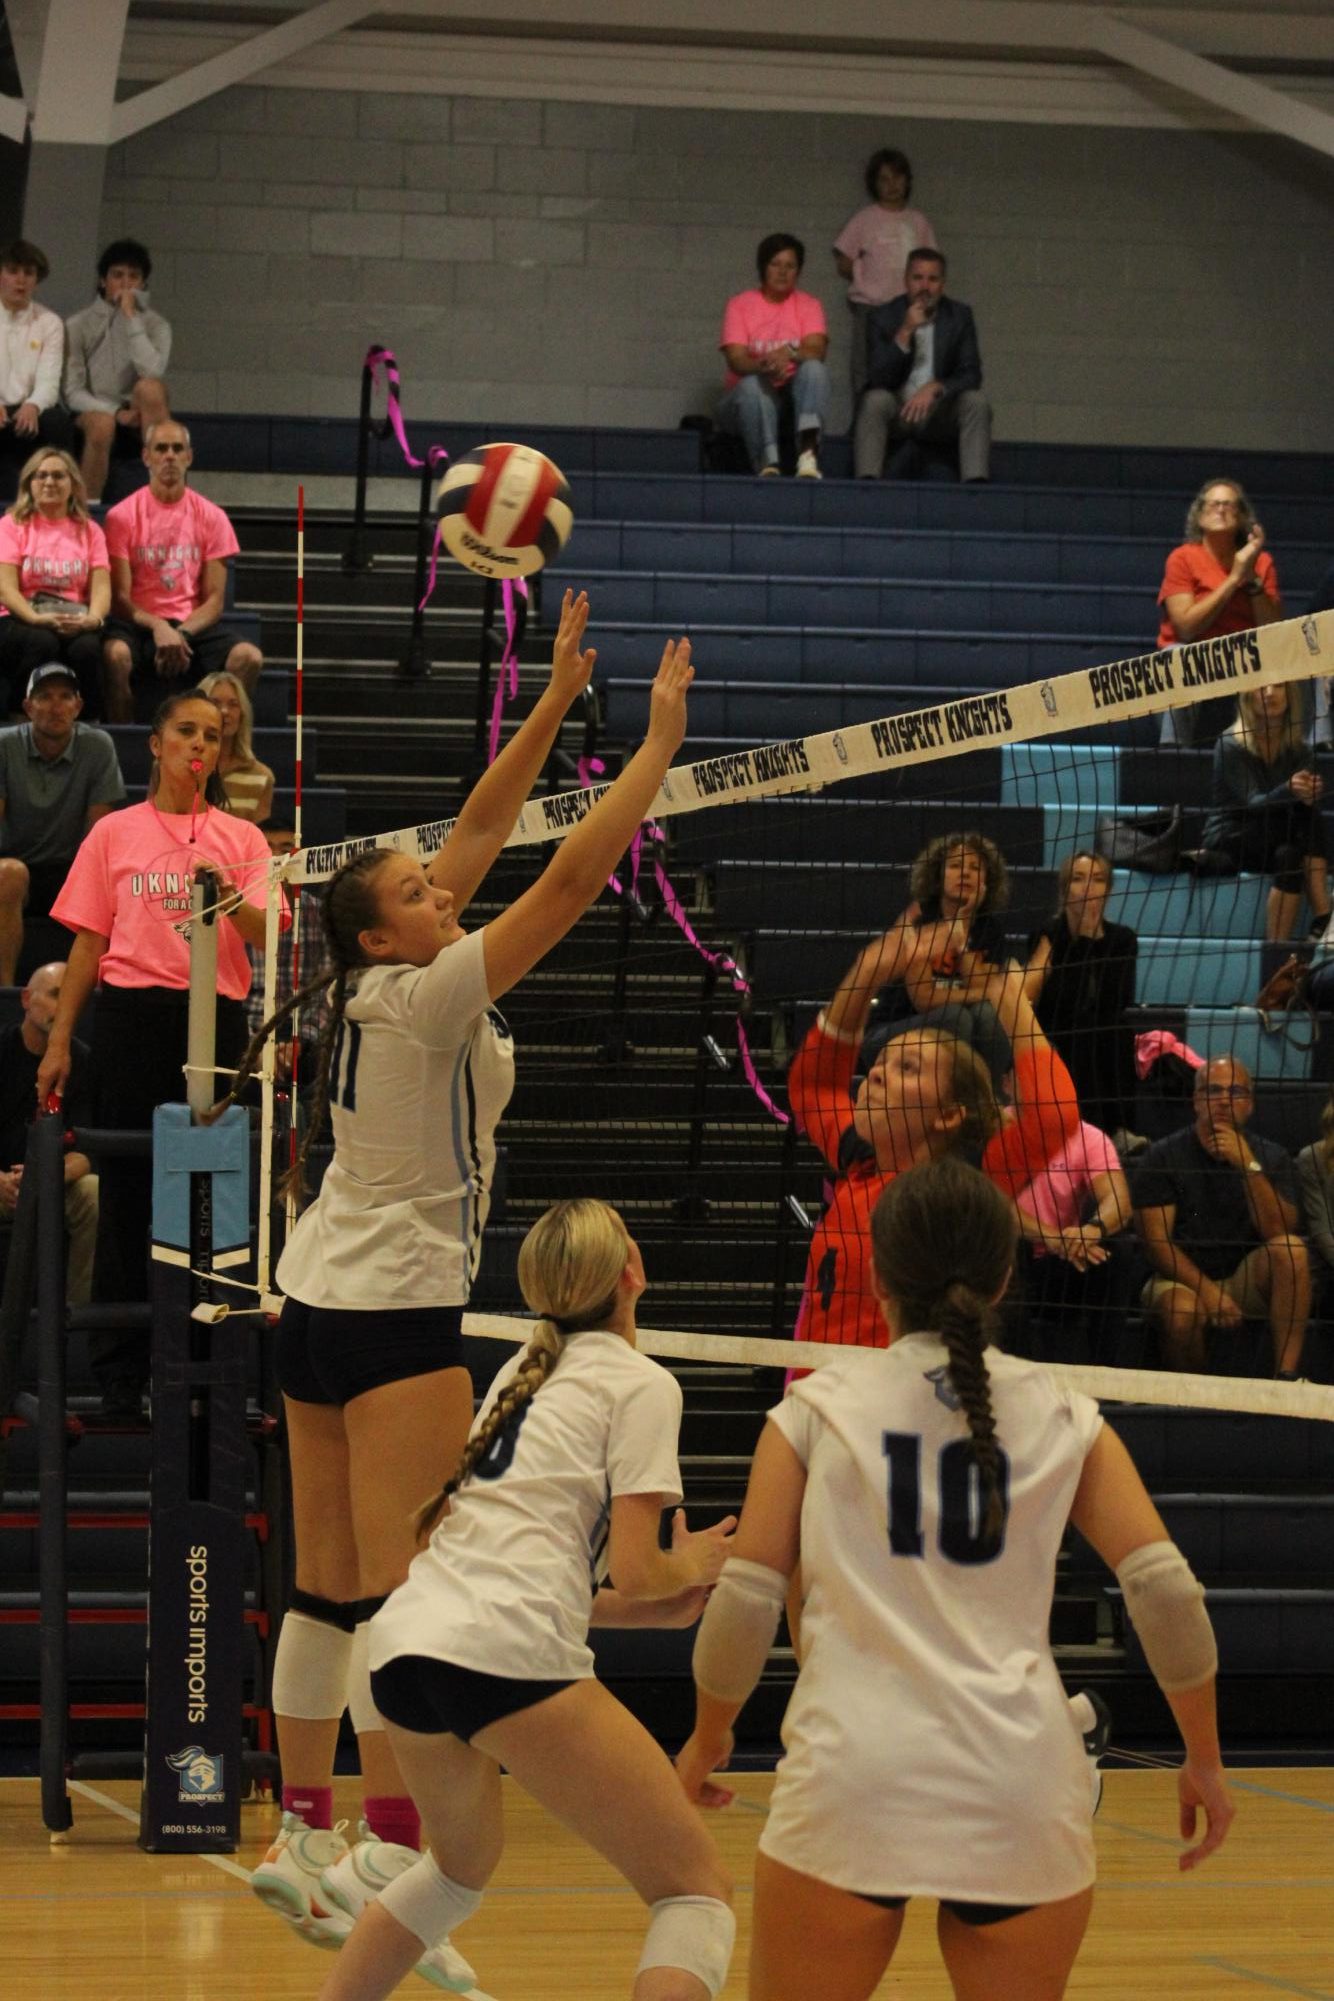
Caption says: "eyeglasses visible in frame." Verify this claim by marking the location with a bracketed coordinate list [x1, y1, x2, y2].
[1201, 1085, 1251, 1100]
[1203, 498, 1239, 511]
[32, 472, 69, 483]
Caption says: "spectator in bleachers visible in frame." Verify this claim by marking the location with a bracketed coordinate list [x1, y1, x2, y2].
[832, 147, 936, 402]
[1011, 1119, 1134, 1362]
[853, 248, 991, 483]
[1132, 1056, 1309, 1377]
[0, 663, 124, 984]
[101, 419, 262, 723]
[0, 446, 110, 712]
[868, 831, 1011, 1036]
[1296, 1099, 1334, 1328]
[63, 237, 172, 504]
[0, 240, 72, 486]
[0, 961, 97, 1305]
[197, 669, 274, 822]
[1025, 851, 1138, 1140]
[1199, 682, 1331, 942]
[1157, 479, 1282, 746]
[717, 234, 830, 478]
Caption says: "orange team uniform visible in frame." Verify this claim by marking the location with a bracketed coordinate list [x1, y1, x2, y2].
[788, 1018, 1080, 1352]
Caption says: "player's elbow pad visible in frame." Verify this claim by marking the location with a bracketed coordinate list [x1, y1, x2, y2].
[1116, 1540, 1217, 1693]
[692, 1557, 786, 1705]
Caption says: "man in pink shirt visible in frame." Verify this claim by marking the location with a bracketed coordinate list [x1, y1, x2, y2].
[100, 418, 262, 721]
[717, 233, 830, 478]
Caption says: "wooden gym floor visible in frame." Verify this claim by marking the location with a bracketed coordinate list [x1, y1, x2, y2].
[4, 1766, 1332, 1999]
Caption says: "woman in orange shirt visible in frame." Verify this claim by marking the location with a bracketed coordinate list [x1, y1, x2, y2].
[787, 932, 1080, 1356]
[1157, 476, 1282, 747]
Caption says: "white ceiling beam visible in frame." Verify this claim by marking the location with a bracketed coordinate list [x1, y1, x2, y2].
[1089, 10, 1334, 160]
[25, 0, 128, 144]
[109, 0, 375, 143]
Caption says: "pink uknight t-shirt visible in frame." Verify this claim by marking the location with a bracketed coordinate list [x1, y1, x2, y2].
[51, 800, 284, 997]
[103, 486, 240, 623]
[720, 288, 827, 389]
[0, 512, 109, 611]
[1015, 1122, 1122, 1243]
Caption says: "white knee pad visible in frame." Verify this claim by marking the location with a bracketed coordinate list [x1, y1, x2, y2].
[636, 1896, 736, 1998]
[270, 1609, 353, 1721]
[379, 1851, 483, 1951]
[347, 1620, 384, 1736]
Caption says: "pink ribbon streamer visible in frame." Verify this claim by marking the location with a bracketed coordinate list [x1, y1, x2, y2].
[362, 344, 450, 611]
[572, 769, 788, 1127]
[487, 578, 529, 766]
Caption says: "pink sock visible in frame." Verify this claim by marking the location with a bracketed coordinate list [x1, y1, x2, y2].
[364, 1795, 421, 1852]
[282, 1782, 333, 1831]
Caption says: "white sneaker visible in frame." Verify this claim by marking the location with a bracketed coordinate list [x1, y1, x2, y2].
[757, 462, 781, 477]
[250, 1811, 351, 1947]
[795, 449, 822, 479]
[321, 1823, 478, 1992]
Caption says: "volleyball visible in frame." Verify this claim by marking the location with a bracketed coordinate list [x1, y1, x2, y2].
[436, 441, 574, 579]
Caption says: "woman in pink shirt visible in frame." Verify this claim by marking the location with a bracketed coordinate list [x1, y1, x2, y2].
[717, 233, 830, 478]
[833, 148, 936, 400]
[39, 686, 280, 1413]
[0, 446, 110, 711]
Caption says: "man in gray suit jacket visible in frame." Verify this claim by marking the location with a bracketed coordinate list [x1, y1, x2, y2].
[853, 248, 991, 482]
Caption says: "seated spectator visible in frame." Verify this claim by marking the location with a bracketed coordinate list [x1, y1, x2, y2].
[1157, 478, 1282, 746]
[0, 663, 124, 983]
[717, 233, 830, 478]
[101, 419, 261, 723]
[197, 669, 274, 822]
[1025, 851, 1138, 1140]
[853, 248, 991, 482]
[864, 830, 1011, 1041]
[1132, 1056, 1309, 1376]
[0, 446, 110, 712]
[0, 961, 97, 1305]
[1199, 683, 1330, 942]
[63, 237, 171, 503]
[245, 813, 329, 1097]
[1011, 1119, 1135, 1363]
[832, 147, 936, 401]
[0, 240, 72, 488]
[1296, 1093, 1334, 1302]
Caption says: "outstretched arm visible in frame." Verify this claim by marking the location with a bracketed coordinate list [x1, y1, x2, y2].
[480, 636, 692, 1003]
[429, 588, 596, 916]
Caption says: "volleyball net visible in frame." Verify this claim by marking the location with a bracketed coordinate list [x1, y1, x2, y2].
[240, 607, 1334, 1422]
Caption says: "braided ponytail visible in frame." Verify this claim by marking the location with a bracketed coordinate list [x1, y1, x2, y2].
[869, 1156, 1017, 1547]
[414, 1199, 633, 1544]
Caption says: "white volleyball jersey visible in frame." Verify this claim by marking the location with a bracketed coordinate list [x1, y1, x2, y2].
[760, 1335, 1103, 1904]
[371, 1332, 684, 1682]
[277, 927, 515, 1311]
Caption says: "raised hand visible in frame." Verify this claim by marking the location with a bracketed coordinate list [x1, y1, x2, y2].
[646, 637, 694, 758]
[549, 588, 597, 707]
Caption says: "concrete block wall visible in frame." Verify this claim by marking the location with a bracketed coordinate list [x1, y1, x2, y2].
[96, 85, 1334, 450]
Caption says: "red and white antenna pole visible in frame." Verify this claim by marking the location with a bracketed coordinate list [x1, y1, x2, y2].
[286, 484, 307, 1195]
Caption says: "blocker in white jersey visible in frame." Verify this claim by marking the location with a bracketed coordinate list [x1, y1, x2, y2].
[681, 1156, 1231, 2001]
[371, 1329, 684, 1683]
[276, 927, 513, 1311]
[763, 1339, 1101, 1905]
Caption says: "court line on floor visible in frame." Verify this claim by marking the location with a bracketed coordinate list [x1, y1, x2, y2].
[1196, 1958, 1333, 2000]
[1228, 1779, 1334, 1816]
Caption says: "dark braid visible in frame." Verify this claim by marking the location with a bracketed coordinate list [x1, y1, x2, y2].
[203, 847, 396, 1205]
[869, 1156, 1017, 1545]
[937, 1280, 1006, 1542]
[414, 1199, 631, 1543]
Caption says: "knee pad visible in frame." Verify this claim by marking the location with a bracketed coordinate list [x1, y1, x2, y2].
[271, 1605, 355, 1720]
[637, 1896, 736, 1999]
[379, 1851, 483, 1951]
[347, 1620, 384, 1737]
[290, 1587, 360, 1633]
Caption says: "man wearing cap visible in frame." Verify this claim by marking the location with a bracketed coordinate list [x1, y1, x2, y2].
[0, 663, 124, 983]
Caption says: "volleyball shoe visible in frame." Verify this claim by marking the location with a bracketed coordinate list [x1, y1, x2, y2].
[250, 1811, 351, 1946]
[321, 1822, 478, 1992]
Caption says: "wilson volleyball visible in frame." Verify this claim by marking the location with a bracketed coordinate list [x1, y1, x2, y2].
[436, 442, 573, 578]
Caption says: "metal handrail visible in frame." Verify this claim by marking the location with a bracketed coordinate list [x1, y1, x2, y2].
[342, 353, 390, 576]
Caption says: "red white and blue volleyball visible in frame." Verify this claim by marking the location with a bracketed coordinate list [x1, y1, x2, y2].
[436, 442, 573, 579]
